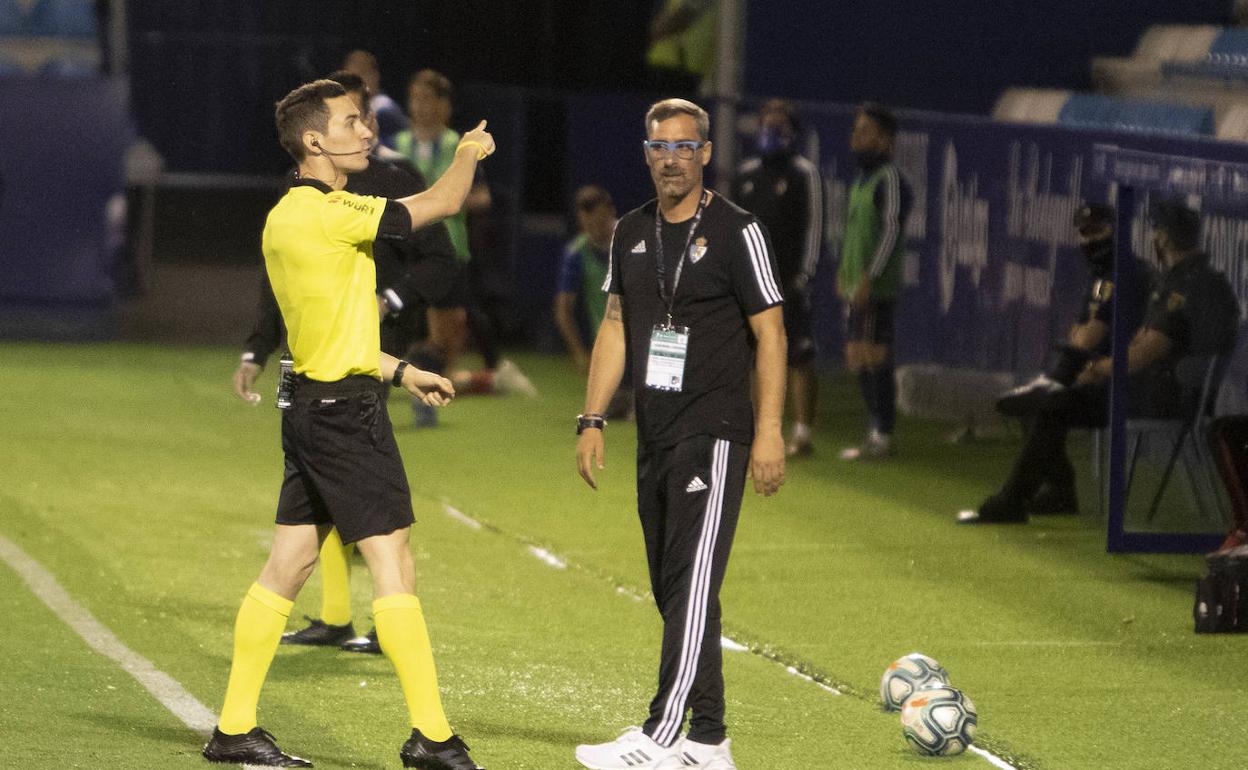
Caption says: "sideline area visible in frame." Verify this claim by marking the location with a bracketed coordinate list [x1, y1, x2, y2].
[1, 344, 1241, 769]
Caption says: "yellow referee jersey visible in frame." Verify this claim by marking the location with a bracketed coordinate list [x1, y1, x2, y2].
[262, 178, 390, 382]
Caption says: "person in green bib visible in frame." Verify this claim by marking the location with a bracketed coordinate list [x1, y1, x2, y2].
[837, 103, 912, 461]
[394, 70, 478, 264]
[646, 0, 719, 95]
[395, 69, 529, 399]
[554, 185, 617, 372]
[554, 185, 632, 419]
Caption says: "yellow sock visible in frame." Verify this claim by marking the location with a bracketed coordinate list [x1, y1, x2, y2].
[217, 583, 293, 734]
[319, 529, 354, 626]
[373, 594, 453, 741]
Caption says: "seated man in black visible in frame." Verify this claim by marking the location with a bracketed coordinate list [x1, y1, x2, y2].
[961, 200, 1240, 524]
[993, 203, 1152, 514]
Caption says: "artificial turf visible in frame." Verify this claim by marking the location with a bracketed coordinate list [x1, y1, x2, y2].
[0, 342, 1243, 769]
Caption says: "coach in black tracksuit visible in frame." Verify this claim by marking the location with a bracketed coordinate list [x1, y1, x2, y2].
[575, 99, 787, 770]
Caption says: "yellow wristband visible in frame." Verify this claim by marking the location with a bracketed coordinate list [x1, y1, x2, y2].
[456, 140, 489, 160]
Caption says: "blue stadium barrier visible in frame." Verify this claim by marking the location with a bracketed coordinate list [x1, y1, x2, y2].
[1057, 93, 1215, 137]
[0, 74, 129, 340]
[1093, 148, 1248, 553]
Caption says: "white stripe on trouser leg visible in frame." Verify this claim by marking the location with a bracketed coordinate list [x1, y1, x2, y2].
[654, 439, 729, 746]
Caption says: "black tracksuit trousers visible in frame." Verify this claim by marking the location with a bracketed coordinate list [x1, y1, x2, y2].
[637, 434, 750, 748]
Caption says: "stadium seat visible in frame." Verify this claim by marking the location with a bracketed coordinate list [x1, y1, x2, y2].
[0, 54, 24, 75]
[1216, 103, 1248, 142]
[1162, 29, 1248, 79]
[1092, 26, 1221, 98]
[0, 0, 94, 37]
[39, 55, 95, 77]
[1091, 24, 1248, 140]
[991, 88, 1071, 125]
[1056, 93, 1214, 137]
[994, 89, 1219, 138]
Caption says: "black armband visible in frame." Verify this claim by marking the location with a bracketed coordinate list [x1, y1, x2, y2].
[376, 200, 412, 241]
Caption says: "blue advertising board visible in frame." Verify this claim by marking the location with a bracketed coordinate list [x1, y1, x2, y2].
[790, 105, 1248, 408]
[0, 75, 129, 339]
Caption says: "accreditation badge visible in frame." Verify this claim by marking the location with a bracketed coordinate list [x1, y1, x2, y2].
[645, 324, 690, 392]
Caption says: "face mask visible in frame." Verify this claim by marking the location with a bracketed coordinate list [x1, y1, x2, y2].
[855, 150, 886, 169]
[1080, 238, 1113, 271]
[1152, 236, 1167, 265]
[757, 128, 791, 157]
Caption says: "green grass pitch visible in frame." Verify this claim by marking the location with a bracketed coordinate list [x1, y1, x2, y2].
[0, 342, 1244, 769]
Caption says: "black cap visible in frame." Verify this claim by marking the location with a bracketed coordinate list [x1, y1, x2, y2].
[1149, 198, 1202, 250]
[1072, 202, 1114, 230]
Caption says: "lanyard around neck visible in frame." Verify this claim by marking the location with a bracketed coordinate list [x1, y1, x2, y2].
[654, 190, 709, 323]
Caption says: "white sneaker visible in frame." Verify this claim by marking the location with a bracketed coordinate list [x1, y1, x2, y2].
[839, 430, 891, 461]
[493, 358, 538, 398]
[673, 737, 737, 769]
[1000, 373, 1064, 399]
[575, 727, 678, 769]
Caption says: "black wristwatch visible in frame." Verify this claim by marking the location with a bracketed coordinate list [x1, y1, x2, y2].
[576, 413, 606, 435]
[391, 360, 410, 388]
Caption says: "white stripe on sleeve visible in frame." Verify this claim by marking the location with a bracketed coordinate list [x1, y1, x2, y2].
[868, 165, 900, 279]
[601, 227, 617, 293]
[742, 223, 784, 305]
[796, 156, 823, 280]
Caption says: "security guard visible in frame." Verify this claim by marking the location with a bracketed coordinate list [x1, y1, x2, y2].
[961, 199, 1239, 524]
[203, 78, 492, 769]
[994, 202, 1152, 513]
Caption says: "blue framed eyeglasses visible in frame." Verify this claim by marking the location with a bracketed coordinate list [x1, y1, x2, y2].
[643, 140, 706, 160]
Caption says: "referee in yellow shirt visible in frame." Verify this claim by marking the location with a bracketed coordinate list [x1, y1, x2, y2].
[202, 79, 493, 770]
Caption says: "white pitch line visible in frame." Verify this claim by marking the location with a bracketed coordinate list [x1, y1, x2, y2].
[528, 545, 567, 569]
[0, 534, 217, 733]
[0, 534, 270, 770]
[441, 501, 483, 530]
[785, 665, 843, 695]
[969, 744, 1019, 770]
[441, 501, 1021, 770]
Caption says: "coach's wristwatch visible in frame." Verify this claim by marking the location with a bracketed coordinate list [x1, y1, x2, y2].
[576, 413, 606, 435]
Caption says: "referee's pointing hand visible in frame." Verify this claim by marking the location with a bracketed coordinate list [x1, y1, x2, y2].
[458, 120, 496, 159]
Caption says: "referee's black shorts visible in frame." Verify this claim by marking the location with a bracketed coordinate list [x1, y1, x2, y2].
[845, 299, 895, 346]
[275, 374, 414, 544]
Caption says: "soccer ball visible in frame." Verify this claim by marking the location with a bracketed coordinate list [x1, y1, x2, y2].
[880, 653, 949, 711]
[900, 685, 978, 756]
